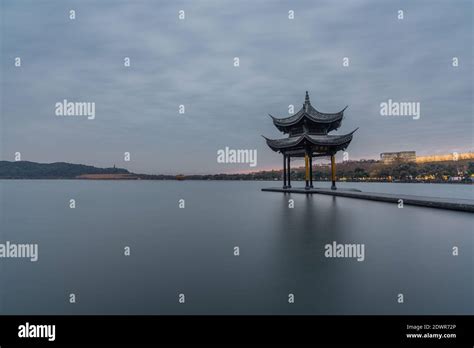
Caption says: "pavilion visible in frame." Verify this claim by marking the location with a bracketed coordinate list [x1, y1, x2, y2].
[263, 91, 357, 190]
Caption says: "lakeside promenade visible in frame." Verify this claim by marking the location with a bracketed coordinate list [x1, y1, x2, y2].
[262, 187, 474, 212]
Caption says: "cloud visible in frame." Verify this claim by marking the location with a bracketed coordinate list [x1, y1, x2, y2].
[1, 0, 472, 174]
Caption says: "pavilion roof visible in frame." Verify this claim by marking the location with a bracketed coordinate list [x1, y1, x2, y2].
[269, 91, 347, 129]
[262, 128, 358, 151]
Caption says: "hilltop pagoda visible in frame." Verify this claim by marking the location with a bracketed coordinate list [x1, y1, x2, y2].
[263, 91, 357, 190]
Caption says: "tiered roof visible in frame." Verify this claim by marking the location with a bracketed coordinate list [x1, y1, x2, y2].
[263, 91, 356, 156]
[269, 92, 346, 134]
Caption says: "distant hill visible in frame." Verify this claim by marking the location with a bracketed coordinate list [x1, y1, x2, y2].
[0, 161, 130, 179]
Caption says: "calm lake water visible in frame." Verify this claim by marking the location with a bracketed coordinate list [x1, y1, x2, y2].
[0, 180, 472, 314]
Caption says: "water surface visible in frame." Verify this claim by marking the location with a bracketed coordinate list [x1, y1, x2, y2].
[0, 180, 472, 314]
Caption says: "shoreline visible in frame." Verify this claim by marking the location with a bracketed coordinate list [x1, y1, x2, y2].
[0, 178, 472, 184]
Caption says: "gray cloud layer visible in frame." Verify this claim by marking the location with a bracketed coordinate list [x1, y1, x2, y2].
[1, 0, 472, 174]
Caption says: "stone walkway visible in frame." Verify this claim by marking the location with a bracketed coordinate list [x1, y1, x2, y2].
[261, 187, 474, 212]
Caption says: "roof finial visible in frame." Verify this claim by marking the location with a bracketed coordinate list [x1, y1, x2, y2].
[305, 91, 310, 105]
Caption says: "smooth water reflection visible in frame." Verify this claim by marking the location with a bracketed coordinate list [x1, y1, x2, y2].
[0, 180, 472, 314]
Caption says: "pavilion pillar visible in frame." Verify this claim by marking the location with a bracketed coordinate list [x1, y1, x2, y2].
[309, 154, 314, 188]
[304, 152, 310, 190]
[283, 154, 287, 188]
[287, 155, 291, 188]
[331, 154, 337, 190]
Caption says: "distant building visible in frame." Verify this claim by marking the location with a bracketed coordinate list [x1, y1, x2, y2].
[380, 151, 416, 164]
[380, 151, 474, 164]
[416, 152, 474, 163]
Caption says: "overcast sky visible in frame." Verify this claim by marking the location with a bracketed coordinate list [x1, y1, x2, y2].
[1, 0, 472, 174]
